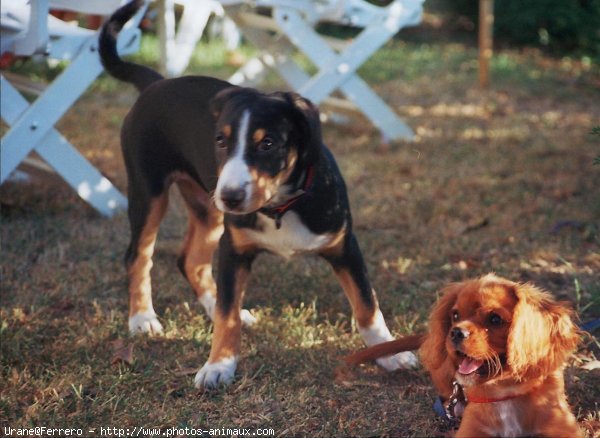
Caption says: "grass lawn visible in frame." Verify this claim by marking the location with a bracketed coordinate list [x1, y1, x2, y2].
[1, 15, 599, 437]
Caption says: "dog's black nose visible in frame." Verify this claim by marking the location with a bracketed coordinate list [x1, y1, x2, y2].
[450, 327, 469, 344]
[220, 187, 246, 209]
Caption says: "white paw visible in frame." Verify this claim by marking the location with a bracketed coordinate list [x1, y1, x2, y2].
[240, 309, 257, 327]
[194, 357, 237, 389]
[129, 311, 163, 335]
[198, 295, 256, 327]
[376, 351, 419, 371]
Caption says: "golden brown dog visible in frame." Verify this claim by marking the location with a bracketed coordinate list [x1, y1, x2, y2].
[345, 274, 583, 437]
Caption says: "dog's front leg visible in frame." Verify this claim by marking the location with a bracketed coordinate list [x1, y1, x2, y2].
[194, 229, 255, 388]
[322, 233, 418, 370]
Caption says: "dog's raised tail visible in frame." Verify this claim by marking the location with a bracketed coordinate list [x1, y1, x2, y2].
[99, 0, 163, 92]
[344, 334, 425, 366]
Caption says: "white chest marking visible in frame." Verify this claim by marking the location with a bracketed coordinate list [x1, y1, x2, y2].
[245, 212, 336, 259]
[488, 401, 523, 437]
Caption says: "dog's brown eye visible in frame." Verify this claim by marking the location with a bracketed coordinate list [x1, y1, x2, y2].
[488, 313, 503, 326]
[258, 137, 274, 152]
[452, 310, 459, 321]
[215, 134, 226, 148]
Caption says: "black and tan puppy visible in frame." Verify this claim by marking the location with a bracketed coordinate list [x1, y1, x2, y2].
[99, 0, 416, 388]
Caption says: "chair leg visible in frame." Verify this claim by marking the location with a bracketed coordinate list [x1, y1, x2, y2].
[36, 130, 128, 216]
[274, 7, 391, 102]
[1, 74, 127, 216]
[1, 19, 141, 183]
[336, 75, 415, 142]
[273, 7, 414, 140]
[1, 37, 104, 182]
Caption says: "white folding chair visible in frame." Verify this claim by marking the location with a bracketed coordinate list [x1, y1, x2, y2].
[220, 0, 424, 142]
[1, 0, 147, 216]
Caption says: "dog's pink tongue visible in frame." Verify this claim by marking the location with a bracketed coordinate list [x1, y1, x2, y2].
[458, 357, 484, 375]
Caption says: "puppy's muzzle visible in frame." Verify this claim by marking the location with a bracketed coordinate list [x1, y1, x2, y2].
[220, 185, 247, 210]
[451, 327, 470, 346]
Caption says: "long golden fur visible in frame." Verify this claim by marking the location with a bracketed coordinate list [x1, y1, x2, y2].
[345, 274, 582, 437]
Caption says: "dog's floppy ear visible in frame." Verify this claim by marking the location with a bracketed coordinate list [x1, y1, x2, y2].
[508, 283, 580, 380]
[420, 283, 461, 371]
[210, 87, 238, 119]
[210, 86, 255, 119]
[272, 92, 321, 165]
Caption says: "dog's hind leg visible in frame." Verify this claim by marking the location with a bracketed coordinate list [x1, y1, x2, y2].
[176, 179, 256, 327]
[126, 190, 169, 335]
[322, 233, 418, 370]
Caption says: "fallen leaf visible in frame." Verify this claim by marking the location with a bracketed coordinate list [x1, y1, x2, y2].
[111, 339, 134, 366]
[464, 217, 489, 233]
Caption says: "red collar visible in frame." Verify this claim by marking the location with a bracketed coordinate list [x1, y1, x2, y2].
[259, 165, 315, 228]
[439, 380, 528, 422]
[467, 392, 525, 404]
[467, 394, 524, 403]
